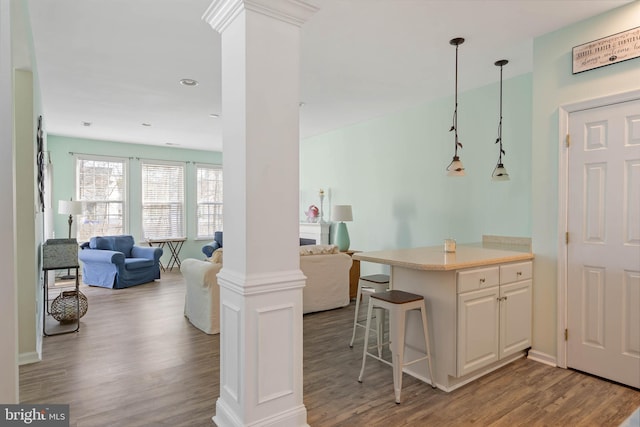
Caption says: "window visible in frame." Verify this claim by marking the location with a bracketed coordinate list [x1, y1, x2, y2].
[196, 165, 223, 238]
[141, 161, 185, 239]
[76, 156, 126, 242]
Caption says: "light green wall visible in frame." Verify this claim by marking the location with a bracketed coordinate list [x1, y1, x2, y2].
[301, 73, 533, 276]
[14, 69, 38, 361]
[531, 2, 640, 358]
[48, 135, 223, 262]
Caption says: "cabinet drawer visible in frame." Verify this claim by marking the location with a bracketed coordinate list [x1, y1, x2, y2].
[500, 261, 532, 284]
[457, 266, 500, 293]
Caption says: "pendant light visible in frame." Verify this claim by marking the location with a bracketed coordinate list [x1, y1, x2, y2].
[447, 37, 465, 177]
[492, 59, 510, 181]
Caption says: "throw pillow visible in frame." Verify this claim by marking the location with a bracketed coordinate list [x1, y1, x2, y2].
[210, 248, 223, 264]
[299, 244, 339, 256]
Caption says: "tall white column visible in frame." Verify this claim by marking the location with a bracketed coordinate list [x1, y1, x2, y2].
[203, 1, 318, 426]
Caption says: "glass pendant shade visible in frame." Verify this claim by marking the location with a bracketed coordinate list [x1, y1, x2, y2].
[447, 156, 465, 176]
[492, 163, 510, 181]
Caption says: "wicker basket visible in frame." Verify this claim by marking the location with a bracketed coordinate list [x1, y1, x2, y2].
[51, 290, 88, 322]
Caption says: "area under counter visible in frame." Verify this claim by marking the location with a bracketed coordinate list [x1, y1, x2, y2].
[353, 243, 534, 392]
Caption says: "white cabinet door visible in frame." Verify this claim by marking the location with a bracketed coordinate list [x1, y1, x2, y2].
[457, 286, 500, 376]
[499, 280, 532, 359]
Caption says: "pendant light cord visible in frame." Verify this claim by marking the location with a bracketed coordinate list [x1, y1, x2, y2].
[496, 63, 504, 165]
[451, 42, 461, 157]
[494, 60, 507, 168]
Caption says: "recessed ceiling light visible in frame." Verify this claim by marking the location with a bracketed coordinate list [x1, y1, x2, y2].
[82, 121, 92, 127]
[179, 78, 198, 87]
[142, 123, 151, 127]
[209, 113, 220, 118]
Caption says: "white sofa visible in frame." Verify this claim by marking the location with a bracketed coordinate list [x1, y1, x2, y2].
[180, 245, 352, 334]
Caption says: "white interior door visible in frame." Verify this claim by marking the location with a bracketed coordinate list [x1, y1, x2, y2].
[567, 99, 640, 388]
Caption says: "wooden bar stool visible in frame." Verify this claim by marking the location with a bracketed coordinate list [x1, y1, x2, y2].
[349, 274, 390, 355]
[358, 290, 436, 404]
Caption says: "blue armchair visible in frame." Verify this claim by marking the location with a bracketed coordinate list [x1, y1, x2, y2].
[202, 231, 223, 258]
[79, 235, 163, 289]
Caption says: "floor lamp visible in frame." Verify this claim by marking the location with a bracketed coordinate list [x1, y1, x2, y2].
[58, 199, 83, 279]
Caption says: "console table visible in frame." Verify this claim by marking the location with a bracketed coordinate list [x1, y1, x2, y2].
[42, 238, 82, 336]
[146, 237, 186, 271]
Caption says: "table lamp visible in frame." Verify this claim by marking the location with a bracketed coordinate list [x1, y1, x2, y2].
[58, 199, 83, 239]
[332, 205, 353, 251]
[57, 199, 82, 280]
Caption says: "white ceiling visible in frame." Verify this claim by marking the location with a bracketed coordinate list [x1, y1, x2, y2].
[26, 0, 632, 152]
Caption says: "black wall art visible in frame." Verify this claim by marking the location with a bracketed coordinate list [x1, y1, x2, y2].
[37, 115, 45, 211]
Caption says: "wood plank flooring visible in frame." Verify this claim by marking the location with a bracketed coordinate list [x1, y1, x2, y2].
[20, 271, 639, 426]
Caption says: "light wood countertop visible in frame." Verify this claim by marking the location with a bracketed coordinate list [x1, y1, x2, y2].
[352, 243, 533, 271]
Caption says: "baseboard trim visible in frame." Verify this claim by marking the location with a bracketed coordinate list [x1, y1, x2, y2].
[527, 349, 557, 367]
[19, 351, 41, 366]
[213, 398, 308, 427]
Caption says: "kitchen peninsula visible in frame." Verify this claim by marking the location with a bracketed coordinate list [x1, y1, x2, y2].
[353, 238, 534, 392]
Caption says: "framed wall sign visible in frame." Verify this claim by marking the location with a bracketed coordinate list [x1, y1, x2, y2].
[572, 27, 640, 74]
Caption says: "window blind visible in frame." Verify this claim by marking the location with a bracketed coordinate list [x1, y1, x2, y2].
[141, 162, 185, 239]
[76, 157, 126, 242]
[196, 165, 223, 238]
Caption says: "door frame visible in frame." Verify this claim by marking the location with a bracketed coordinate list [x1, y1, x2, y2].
[556, 89, 640, 369]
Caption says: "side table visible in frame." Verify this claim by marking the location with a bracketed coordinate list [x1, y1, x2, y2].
[145, 237, 187, 271]
[342, 250, 361, 300]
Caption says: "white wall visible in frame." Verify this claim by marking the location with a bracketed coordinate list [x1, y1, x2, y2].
[0, 0, 19, 403]
[531, 1, 640, 359]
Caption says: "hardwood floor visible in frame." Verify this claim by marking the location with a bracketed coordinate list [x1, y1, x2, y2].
[20, 271, 639, 426]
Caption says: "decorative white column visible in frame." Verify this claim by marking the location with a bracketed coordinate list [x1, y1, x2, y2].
[203, 1, 318, 426]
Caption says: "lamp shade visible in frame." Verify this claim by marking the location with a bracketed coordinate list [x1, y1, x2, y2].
[492, 164, 510, 181]
[58, 200, 83, 215]
[447, 157, 466, 177]
[332, 205, 353, 222]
